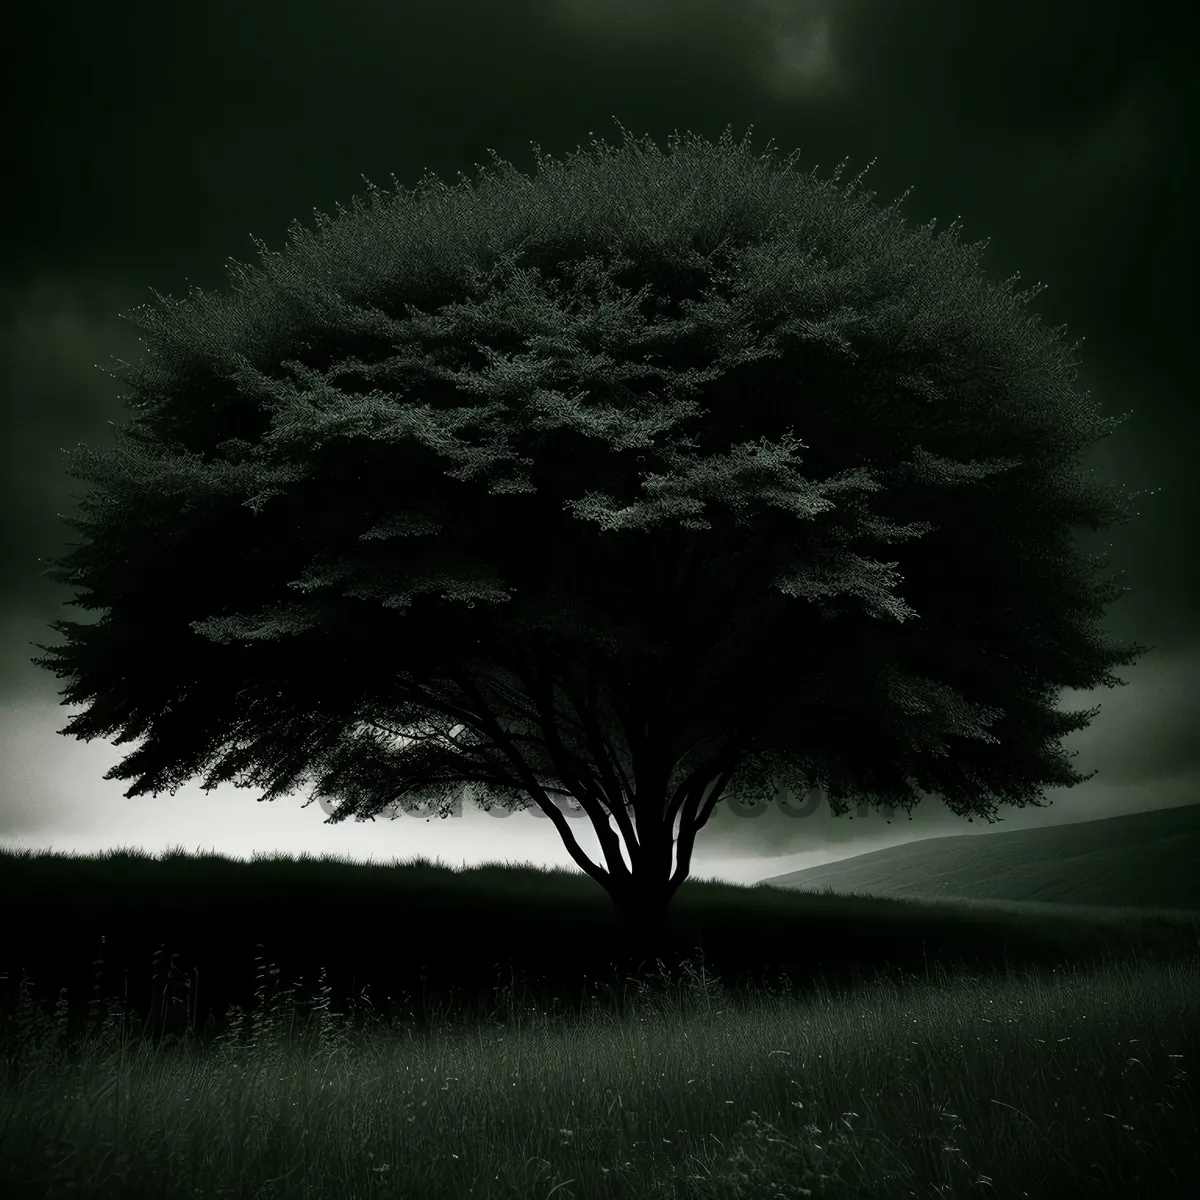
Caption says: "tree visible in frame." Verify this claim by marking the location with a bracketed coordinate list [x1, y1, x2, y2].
[32, 119, 1151, 973]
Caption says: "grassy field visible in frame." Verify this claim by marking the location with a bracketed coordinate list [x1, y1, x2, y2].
[755, 802, 1200, 910]
[1, 915, 1196, 1200]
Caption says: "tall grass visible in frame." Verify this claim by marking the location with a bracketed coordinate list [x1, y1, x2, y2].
[0, 935, 1194, 1200]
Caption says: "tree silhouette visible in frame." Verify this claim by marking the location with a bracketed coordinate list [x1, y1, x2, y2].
[31, 119, 1152, 971]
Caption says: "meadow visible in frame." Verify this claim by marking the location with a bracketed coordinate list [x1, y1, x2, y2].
[756, 802, 1200, 910]
[0, 839, 1197, 1200]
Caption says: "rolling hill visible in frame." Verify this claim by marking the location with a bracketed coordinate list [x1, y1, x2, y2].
[753, 802, 1200, 912]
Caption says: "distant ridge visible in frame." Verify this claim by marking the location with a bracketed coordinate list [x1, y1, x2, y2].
[753, 803, 1200, 912]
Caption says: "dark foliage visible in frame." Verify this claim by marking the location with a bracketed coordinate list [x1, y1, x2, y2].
[31, 119, 1151, 965]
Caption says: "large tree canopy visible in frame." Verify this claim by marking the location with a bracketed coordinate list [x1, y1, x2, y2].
[32, 120, 1150, 962]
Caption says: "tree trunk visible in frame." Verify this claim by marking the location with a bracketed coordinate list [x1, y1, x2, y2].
[608, 873, 685, 988]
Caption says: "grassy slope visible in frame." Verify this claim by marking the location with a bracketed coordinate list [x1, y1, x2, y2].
[753, 802, 1200, 910]
[3, 813, 1200, 1197]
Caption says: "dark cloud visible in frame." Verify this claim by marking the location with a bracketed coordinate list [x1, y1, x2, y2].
[2, 0, 1195, 879]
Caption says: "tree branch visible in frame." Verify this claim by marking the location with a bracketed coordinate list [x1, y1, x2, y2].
[446, 664, 630, 891]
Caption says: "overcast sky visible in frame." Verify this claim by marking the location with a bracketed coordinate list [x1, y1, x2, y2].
[2, 0, 1196, 888]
